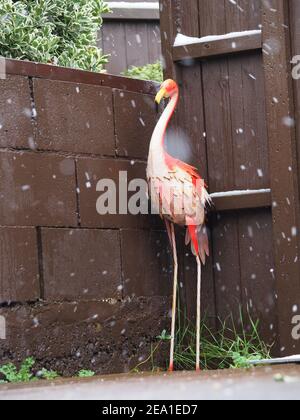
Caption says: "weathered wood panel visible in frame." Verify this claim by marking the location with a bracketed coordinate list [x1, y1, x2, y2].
[159, 0, 300, 355]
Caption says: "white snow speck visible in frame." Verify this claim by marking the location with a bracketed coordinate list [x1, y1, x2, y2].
[216, 262, 221, 272]
[282, 116, 295, 127]
[291, 227, 298, 237]
[21, 185, 30, 191]
[257, 169, 263, 178]
[139, 117, 146, 127]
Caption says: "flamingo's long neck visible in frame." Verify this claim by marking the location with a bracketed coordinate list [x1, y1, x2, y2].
[149, 91, 179, 158]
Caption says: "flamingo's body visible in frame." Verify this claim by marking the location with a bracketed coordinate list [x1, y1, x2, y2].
[147, 79, 210, 371]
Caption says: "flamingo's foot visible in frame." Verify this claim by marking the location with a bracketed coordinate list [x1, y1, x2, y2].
[168, 362, 174, 372]
[196, 366, 201, 372]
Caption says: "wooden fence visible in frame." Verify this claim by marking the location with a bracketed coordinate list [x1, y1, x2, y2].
[0, 59, 170, 375]
[160, 0, 300, 356]
[100, 0, 161, 75]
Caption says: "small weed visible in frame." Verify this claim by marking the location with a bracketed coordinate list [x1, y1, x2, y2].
[0, 357, 36, 383]
[37, 369, 60, 381]
[131, 341, 166, 373]
[78, 370, 95, 378]
[156, 330, 172, 341]
[0, 359, 95, 384]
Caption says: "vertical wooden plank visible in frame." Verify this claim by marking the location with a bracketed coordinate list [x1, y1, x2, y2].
[198, 0, 226, 36]
[262, 0, 300, 355]
[239, 0, 261, 30]
[147, 24, 162, 64]
[290, 0, 300, 214]
[225, 2, 269, 191]
[97, 27, 104, 54]
[238, 209, 277, 347]
[229, 54, 270, 190]
[223, 0, 275, 346]
[159, 0, 177, 80]
[199, 0, 230, 192]
[125, 23, 150, 69]
[202, 58, 234, 192]
[199, 0, 244, 332]
[225, 0, 241, 32]
[102, 22, 127, 74]
[212, 212, 242, 325]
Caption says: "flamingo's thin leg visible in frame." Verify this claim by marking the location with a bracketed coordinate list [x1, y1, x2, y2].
[196, 255, 202, 371]
[169, 223, 178, 372]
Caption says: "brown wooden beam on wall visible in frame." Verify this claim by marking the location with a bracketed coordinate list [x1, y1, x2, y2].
[4, 58, 159, 95]
[211, 190, 272, 212]
[173, 31, 262, 62]
[103, 8, 160, 21]
[262, 0, 300, 355]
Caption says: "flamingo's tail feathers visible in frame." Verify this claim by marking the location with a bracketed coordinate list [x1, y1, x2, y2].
[202, 188, 212, 208]
[187, 225, 209, 265]
[188, 225, 199, 257]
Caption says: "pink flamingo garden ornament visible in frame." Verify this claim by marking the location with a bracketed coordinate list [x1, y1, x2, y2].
[147, 79, 211, 371]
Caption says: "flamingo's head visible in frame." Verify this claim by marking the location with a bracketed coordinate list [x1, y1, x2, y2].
[155, 79, 178, 104]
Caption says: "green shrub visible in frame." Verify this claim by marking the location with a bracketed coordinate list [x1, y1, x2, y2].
[123, 62, 163, 83]
[0, 0, 110, 72]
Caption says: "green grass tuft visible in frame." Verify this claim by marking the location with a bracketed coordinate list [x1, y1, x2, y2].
[133, 308, 272, 373]
[174, 309, 272, 371]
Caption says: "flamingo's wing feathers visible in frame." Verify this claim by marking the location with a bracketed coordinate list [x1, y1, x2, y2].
[197, 225, 210, 264]
[187, 225, 209, 265]
[165, 153, 200, 179]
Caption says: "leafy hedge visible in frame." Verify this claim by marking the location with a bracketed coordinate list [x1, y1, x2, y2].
[0, 0, 110, 72]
